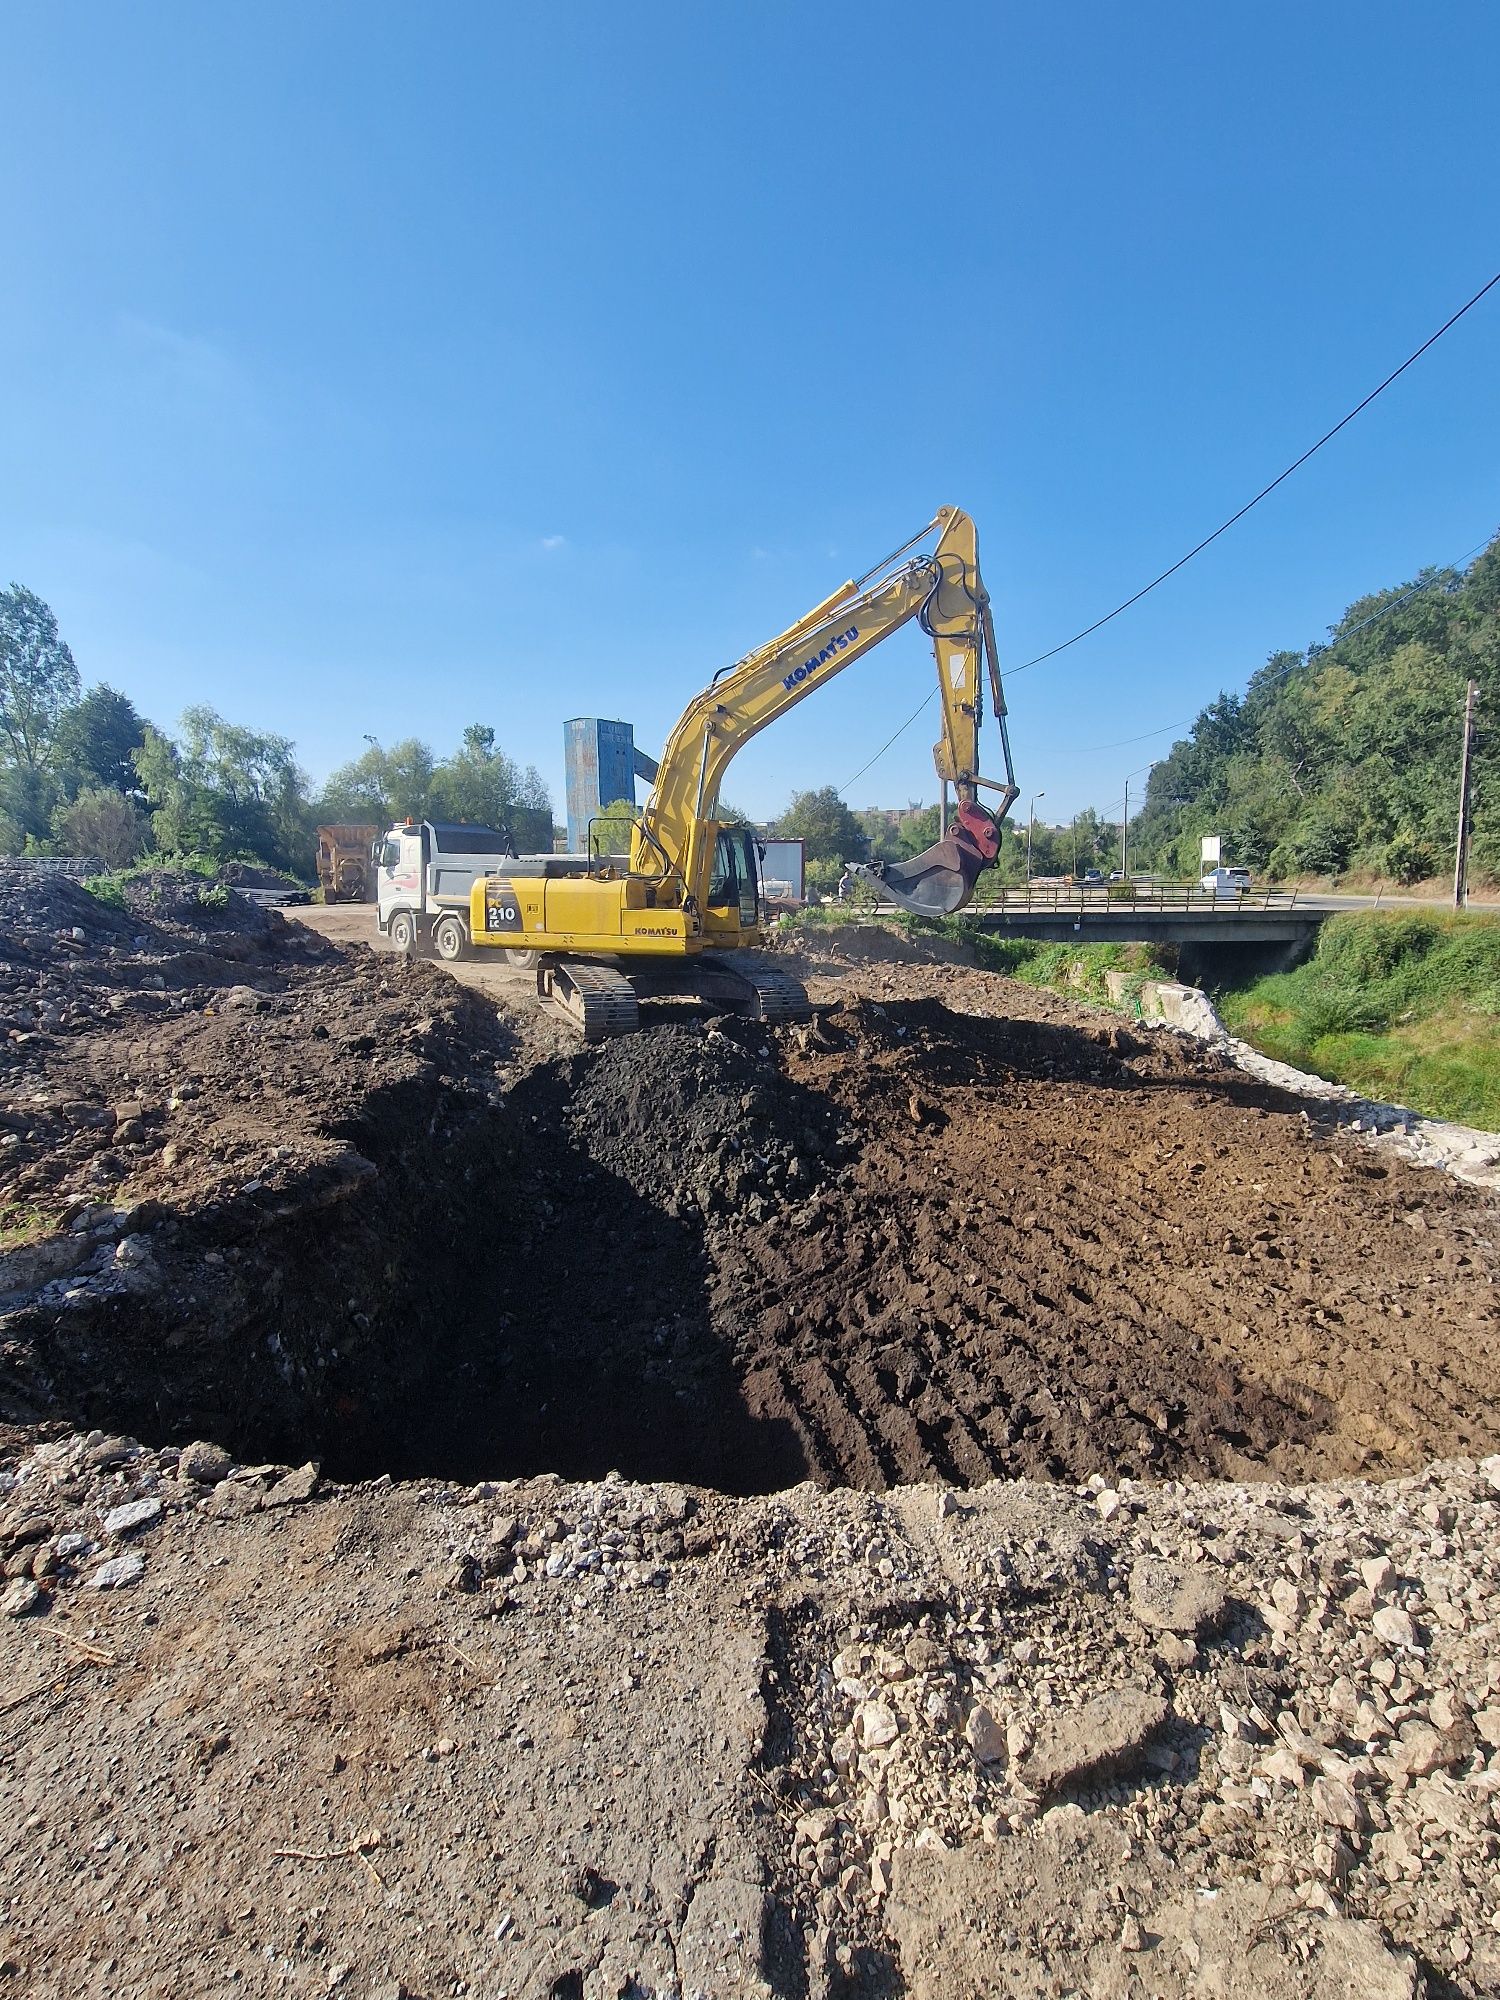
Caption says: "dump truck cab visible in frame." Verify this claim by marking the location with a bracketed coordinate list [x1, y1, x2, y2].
[376, 818, 522, 959]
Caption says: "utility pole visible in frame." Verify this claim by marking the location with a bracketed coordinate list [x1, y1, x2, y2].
[939, 780, 948, 839]
[1455, 678, 1479, 908]
[1120, 778, 1129, 880]
[1027, 791, 1045, 884]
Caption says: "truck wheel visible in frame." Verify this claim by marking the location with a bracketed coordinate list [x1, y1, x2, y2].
[504, 948, 541, 969]
[388, 910, 417, 953]
[433, 915, 468, 962]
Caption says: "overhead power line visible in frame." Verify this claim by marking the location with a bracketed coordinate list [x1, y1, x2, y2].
[1008, 267, 1500, 678]
[1074, 534, 1491, 760]
[840, 688, 937, 795]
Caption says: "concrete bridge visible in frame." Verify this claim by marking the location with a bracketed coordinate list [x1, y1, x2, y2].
[875, 884, 1331, 978]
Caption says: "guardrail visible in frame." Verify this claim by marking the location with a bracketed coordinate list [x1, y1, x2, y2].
[962, 878, 1301, 915]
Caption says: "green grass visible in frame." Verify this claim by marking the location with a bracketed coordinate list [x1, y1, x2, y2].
[1216, 910, 1500, 1128]
[0, 1202, 59, 1251]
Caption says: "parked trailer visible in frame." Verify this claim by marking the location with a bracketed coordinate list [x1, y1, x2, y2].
[316, 824, 380, 904]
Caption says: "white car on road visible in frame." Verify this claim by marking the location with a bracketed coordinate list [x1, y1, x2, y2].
[1201, 866, 1251, 894]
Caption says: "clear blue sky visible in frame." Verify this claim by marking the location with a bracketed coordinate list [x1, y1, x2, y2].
[4, 2, 1497, 830]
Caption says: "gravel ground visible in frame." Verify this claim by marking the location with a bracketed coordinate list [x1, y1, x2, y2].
[3, 1435, 1498, 1997]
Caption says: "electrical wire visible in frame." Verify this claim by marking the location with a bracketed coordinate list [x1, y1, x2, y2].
[1008, 268, 1500, 678]
[840, 688, 938, 795]
[1074, 536, 1490, 759]
[835, 526, 1490, 803]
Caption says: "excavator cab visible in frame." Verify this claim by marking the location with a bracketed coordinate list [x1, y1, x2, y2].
[705, 825, 762, 935]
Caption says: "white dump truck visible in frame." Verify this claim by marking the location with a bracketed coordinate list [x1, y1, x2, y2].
[375, 819, 605, 961]
[375, 820, 528, 958]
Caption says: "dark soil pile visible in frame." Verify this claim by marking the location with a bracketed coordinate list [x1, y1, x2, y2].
[0, 860, 141, 956]
[561, 1018, 849, 1219]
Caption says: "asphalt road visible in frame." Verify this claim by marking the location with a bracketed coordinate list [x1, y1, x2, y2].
[1298, 891, 1500, 912]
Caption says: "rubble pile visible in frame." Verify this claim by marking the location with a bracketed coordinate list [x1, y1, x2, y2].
[0, 1429, 321, 1620]
[756, 1460, 1500, 1991]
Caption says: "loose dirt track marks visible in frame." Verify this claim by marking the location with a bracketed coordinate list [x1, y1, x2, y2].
[704, 992, 1500, 1489]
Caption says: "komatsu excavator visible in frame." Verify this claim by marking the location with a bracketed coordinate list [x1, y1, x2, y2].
[466, 505, 1018, 1037]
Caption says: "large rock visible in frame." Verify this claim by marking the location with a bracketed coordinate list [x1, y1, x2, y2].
[1018, 1688, 1169, 1796]
[178, 1440, 233, 1484]
[1128, 1557, 1228, 1638]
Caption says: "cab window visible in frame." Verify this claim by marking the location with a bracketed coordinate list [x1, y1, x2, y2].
[708, 831, 740, 906]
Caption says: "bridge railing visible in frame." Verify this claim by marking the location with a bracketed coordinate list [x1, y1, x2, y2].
[960, 878, 1300, 914]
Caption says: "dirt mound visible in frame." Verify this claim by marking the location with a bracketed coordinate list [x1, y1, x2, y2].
[561, 1018, 848, 1218]
[0, 860, 142, 957]
[116, 869, 281, 940]
[218, 861, 305, 891]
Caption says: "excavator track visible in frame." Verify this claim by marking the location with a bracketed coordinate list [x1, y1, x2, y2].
[711, 952, 813, 1025]
[537, 960, 640, 1042]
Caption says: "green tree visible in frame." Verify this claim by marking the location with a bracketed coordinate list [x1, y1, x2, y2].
[855, 808, 904, 860]
[317, 738, 437, 825]
[897, 804, 941, 856]
[427, 723, 551, 827]
[0, 585, 80, 773]
[592, 797, 638, 855]
[53, 786, 150, 867]
[775, 786, 868, 865]
[134, 707, 313, 872]
[1124, 531, 1500, 887]
[53, 685, 149, 797]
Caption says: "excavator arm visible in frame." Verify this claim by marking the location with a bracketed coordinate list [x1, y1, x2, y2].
[633, 506, 1018, 919]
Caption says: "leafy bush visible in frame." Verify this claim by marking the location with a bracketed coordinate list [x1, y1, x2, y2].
[1383, 825, 1436, 886]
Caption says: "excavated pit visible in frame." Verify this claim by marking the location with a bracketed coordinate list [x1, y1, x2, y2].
[9, 959, 1500, 1495]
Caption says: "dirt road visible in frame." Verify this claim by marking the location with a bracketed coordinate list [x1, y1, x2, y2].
[285, 901, 538, 1005]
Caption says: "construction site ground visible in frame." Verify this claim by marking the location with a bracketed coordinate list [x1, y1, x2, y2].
[3, 875, 1499, 1999]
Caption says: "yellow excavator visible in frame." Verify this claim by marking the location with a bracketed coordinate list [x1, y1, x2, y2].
[466, 505, 1018, 1036]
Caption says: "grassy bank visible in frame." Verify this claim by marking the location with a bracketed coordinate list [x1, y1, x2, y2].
[1215, 910, 1500, 1129]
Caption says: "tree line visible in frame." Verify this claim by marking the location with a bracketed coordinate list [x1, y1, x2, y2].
[0, 585, 552, 877]
[12, 524, 1494, 890]
[1130, 531, 1500, 884]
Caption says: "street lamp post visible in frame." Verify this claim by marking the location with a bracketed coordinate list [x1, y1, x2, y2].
[1027, 792, 1046, 884]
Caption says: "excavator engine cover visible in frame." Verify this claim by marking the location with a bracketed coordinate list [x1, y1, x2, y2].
[851, 800, 1001, 918]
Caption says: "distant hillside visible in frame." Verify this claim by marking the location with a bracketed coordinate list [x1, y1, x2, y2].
[1131, 531, 1500, 883]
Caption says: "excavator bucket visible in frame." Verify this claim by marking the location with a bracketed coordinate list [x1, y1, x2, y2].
[849, 801, 1003, 918]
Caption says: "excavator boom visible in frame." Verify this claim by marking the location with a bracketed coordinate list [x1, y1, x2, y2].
[634, 505, 1017, 920]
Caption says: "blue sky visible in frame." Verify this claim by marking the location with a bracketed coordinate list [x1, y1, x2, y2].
[3, 2, 1497, 829]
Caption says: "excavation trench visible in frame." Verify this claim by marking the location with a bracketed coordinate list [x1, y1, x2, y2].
[11, 996, 1500, 1492]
